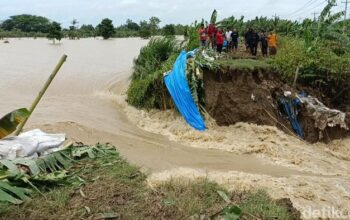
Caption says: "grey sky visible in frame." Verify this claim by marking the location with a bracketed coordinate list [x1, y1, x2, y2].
[0, 0, 345, 27]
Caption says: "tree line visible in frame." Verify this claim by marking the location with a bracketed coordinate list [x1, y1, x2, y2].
[0, 14, 187, 41]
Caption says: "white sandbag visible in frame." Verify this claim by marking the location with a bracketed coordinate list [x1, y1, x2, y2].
[0, 129, 65, 159]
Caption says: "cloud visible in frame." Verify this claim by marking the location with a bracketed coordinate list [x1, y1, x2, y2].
[0, 0, 339, 27]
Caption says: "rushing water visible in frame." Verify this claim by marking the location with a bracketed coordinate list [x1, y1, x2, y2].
[0, 38, 311, 175]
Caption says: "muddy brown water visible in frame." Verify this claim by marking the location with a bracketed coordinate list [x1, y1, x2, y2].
[0, 38, 315, 177]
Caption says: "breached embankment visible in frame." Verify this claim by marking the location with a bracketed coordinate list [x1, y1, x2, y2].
[121, 99, 350, 219]
[119, 63, 350, 219]
[203, 64, 350, 143]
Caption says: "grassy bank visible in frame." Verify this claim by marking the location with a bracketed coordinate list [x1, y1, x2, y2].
[0, 144, 298, 220]
[127, 2, 350, 111]
[127, 37, 180, 109]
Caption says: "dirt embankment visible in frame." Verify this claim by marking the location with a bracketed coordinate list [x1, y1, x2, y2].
[203, 68, 350, 143]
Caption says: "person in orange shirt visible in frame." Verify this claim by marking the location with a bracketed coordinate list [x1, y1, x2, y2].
[199, 24, 207, 47]
[268, 31, 278, 55]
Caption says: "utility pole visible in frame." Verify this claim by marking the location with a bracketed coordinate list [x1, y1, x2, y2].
[342, 0, 350, 20]
[312, 12, 318, 21]
[272, 13, 278, 30]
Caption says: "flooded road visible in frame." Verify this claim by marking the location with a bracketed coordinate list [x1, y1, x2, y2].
[1, 38, 350, 218]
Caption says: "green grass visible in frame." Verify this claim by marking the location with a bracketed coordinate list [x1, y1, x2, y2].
[0, 147, 299, 220]
[127, 37, 179, 110]
[240, 189, 294, 219]
[152, 178, 227, 218]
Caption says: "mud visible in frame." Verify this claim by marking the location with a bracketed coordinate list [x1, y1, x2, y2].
[203, 68, 350, 143]
[204, 68, 281, 127]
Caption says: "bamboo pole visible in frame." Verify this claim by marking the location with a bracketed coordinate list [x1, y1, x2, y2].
[292, 66, 300, 89]
[15, 54, 67, 135]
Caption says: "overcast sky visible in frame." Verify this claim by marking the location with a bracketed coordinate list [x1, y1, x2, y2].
[0, 0, 346, 27]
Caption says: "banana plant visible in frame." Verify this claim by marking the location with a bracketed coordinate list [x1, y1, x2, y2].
[210, 10, 217, 24]
[0, 108, 30, 139]
[305, 0, 349, 51]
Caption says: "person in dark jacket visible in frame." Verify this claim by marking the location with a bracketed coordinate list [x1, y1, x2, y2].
[244, 28, 251, 51]
[231, 28, 239, 53]
[260, 31, 268, 57]
[248, 29, 259, 56]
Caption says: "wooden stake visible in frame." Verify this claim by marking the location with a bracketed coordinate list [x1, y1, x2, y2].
[15, 54, 67, 135]
[293, 66, 300, 89]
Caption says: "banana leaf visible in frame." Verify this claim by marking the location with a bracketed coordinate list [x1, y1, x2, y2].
[0, 181, 30, 204]
[0, 108, 30, 139]
[210, 9, 217, 24]
[0, 143, 117, 204]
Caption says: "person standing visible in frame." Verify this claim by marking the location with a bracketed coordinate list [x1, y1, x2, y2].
[208, 23, 216, 49]
[268, 31, 278, 55]
[231, 28, 239, 53]
[260, 31, 268, 57]
[248, 29, 259, 56]
[216, 29, 224, 54]
[244, 28, 251, 52]
[225, 29, 232, 51]
[199, 24, 207, 47]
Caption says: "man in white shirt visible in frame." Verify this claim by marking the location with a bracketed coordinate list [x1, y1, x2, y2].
[225, 29, 233, 51]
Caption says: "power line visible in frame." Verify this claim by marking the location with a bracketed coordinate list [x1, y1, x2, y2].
[286, 0, 318, 16]
[292, 1, 327, 19]
[342, 0, 350, 20]
[286, 0, 325, 19]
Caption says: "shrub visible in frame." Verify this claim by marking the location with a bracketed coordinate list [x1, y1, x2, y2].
[127, 37, 180, 109]
[132, 37, 179, 80]
[271, 36, 350, 107]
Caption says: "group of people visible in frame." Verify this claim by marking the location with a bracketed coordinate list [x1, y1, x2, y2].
[244, 28, 277, 57]
[199, 24, 278, 57]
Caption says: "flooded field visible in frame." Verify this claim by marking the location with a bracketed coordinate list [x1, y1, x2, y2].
[1, 38, 350, 219]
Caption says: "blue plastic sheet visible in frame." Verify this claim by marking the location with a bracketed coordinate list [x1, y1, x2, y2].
[164, 51, 206, 131]
[279, 97, 304, 138]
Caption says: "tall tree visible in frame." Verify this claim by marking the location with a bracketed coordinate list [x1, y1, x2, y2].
[162, 24, 175, 36]
[139, 20, 151, 38]
[1, 14, 51, 33]
[47, 22, 63, 44]
[149, 16, 161, 35]
[126, 19, 140, 31]
[79, 24, 96, 37]
[68, 19, 79, 39]
[97, 18, 115, 39]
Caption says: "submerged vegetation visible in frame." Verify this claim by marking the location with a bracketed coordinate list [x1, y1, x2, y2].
[0, 14, 186, 39]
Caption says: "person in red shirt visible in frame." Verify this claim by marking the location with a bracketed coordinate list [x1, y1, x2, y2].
[207, 23, 216, 49]
[199, 24, 207, 47]
[216, 29, 224, 54]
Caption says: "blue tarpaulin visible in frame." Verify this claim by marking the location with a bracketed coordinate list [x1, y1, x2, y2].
[164, 51, 206, 131]
[279, 97, 304, 139]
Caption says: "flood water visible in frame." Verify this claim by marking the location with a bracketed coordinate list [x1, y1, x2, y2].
[2, 38, 350, 218]
[0, 38, 306, 176]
